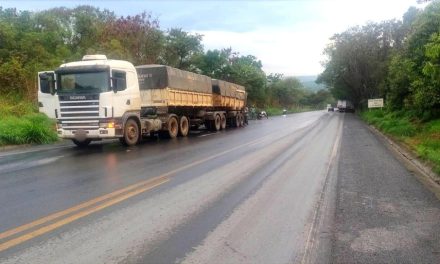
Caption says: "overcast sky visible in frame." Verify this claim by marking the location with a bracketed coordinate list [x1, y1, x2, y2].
[1, 0, 427, 76]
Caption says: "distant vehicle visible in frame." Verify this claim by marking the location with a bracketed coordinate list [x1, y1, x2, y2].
[38, 55, 247, 147]
[336, 100, 355, 113]
[257, 110, 268, 119]
[327, 104, 334, 112]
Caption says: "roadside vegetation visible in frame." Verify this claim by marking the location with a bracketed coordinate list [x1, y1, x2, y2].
[318, 1, 440, 176]
[318, 3, 440, 120]
[361, 110, 440, 175]
[0, 96, 58, 146]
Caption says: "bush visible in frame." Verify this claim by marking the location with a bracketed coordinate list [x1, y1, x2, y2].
[361, 109, 417, 137]
[0, 112, 58, 146]
[417, 119, 440, 174]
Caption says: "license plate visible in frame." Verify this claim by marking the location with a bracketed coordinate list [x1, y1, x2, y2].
[74, 129, 87, 140]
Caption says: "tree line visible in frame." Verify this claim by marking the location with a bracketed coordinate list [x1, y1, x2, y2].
[0, 5, 332, 109]
[318, 1, 440, 120]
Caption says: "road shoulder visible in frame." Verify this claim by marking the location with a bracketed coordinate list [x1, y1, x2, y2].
[330, 114, 440, 263]
[367, 122, 440, 200]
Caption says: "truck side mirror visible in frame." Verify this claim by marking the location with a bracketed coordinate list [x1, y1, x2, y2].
[39, 72, 56, 95]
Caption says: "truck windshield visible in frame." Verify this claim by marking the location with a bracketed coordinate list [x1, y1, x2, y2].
[57, 71, 109, 94]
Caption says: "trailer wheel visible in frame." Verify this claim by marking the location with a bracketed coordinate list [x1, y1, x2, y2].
[238, 113, 244, 127]
[220, 114, 226, 130]
[72, 139, 91, 147]
[121, 118, 140, 146]
[234, 114, 240, 127]
[167, 116, 179, 138]
[214, 114, 221, 131]
[178, 116, 189, 137]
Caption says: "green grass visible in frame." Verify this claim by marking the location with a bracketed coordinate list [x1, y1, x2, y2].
[265, 106, 315, 116]
[361, 109, 440, 175]
[361, 110, 417, 137]
[0, 95, 37, 117]
[0, 95, 58, 146]
[416, 119, 440, 175]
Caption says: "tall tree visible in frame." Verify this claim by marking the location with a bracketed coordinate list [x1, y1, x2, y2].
[192, 48, 233, 79]
[100, 11, 163, 64]
[160, 28, 203, 70]
[318, 20, 403, 108]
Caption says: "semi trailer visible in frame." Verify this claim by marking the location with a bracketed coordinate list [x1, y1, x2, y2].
[336, 100, 355, 113]
[38, 55, 247, 147]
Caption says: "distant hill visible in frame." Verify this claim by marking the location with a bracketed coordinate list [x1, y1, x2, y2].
[296, 75, 327, 92]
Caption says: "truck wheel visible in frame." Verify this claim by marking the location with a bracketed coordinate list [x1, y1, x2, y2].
[238, 113, 244, 127]
[214, 114, 221, 131]
[72, 139, 91, 147]
[234, 114, 240, 127]
[121, 119, 140, 146]
[168, 116, 179, 138]
[178, 116, 189, 137]
[220, 114, 226, 130]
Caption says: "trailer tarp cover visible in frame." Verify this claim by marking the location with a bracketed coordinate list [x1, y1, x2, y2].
[212, 79, 246, 99]
[136, 65, 212, 94]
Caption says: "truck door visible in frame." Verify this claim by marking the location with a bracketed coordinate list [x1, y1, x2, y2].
[38, 71, 57, 118]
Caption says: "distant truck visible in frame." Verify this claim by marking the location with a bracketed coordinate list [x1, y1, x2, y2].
[326, 104, 334, 112]
[38, 55, 247, 147]
[336, 100, 355, 113]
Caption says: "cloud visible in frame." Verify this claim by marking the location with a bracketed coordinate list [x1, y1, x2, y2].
[195, 24, 334, 76]
[195, 0, 420, 76]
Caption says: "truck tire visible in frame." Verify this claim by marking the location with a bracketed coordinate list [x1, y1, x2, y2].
[234, 114, 240, 127]
[220, 114, 226, 130]
[238, 113, 244, 127]
[72, 139, 91, 147]
[167, 116, 179, 138]
[178, 116, 189, 137]
[214, 114, 221, 131]
[121, 118, 140, 146]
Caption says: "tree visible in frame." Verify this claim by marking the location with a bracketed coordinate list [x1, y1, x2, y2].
[318, 20, 404, 108]
[100, 12, 163, 64]
[386, 2, 440, 118]
[227, 55, 267, 106]
[160, 28, 203, 70]
[192, 48, 232, 79]
[269, 77, 304, 107]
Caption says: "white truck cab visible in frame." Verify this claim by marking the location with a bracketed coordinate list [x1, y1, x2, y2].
[38, 55, 143, 146]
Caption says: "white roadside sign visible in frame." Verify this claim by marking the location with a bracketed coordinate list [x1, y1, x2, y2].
[368, 98, 384, 108]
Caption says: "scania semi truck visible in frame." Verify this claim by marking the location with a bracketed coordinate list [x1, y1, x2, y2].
[38, 55, 247, 147]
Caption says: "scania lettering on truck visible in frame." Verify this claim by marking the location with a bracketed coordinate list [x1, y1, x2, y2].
[38, 55, 247, 147]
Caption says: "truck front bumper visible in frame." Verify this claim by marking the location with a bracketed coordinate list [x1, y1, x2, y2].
[57, 128, 122, 139]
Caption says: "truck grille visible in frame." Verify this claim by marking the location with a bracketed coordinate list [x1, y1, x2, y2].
[59, 95, 100, 130]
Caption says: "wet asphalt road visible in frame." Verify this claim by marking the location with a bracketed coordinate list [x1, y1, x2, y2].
[0, 111, 439, 263]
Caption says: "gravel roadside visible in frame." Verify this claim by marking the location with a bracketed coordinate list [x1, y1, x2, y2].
[332, 114, 440, 263]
